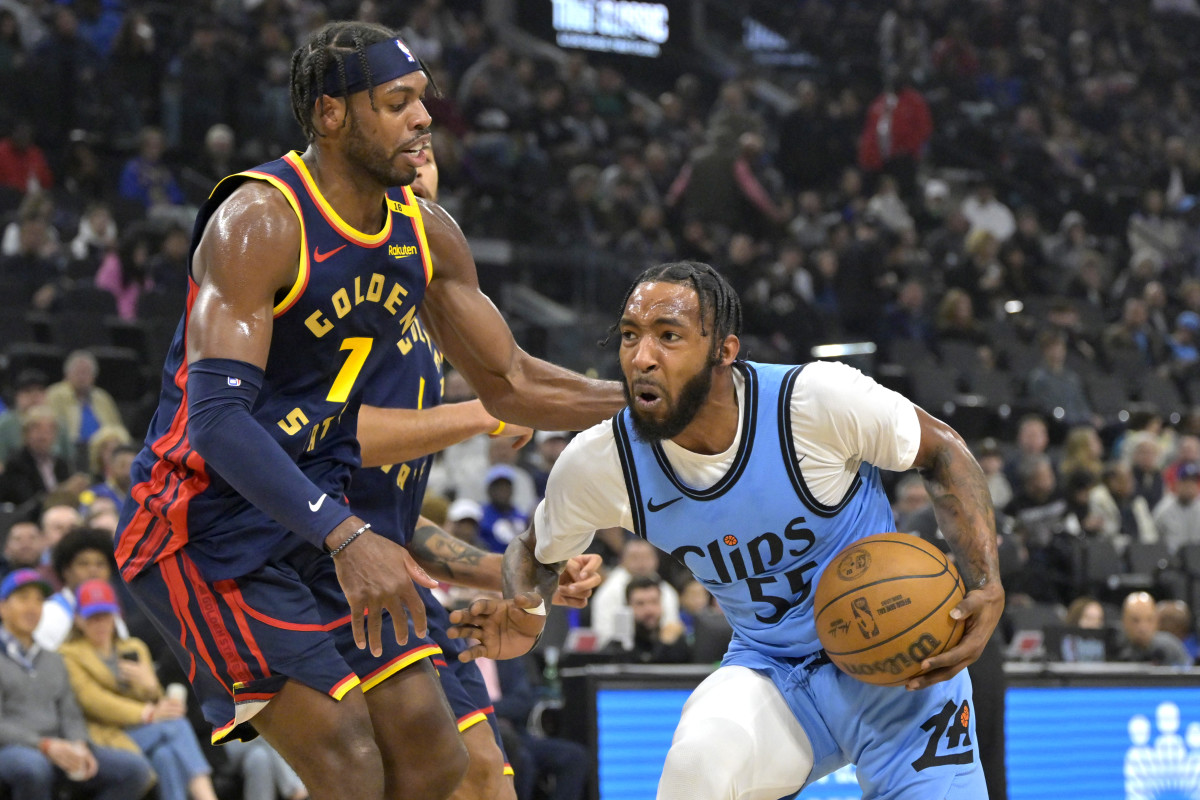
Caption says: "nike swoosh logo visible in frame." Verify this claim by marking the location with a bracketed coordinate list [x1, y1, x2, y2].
[313, 245, 347, 263]
[647, 497, 682, 512]
[308, 495, 327, 512]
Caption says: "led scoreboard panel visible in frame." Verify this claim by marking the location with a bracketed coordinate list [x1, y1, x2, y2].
[564, 663, 1200, 800]
[517, 0, 681, 59]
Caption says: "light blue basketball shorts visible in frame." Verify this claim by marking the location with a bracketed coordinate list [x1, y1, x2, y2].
[723, 637, 988, 799]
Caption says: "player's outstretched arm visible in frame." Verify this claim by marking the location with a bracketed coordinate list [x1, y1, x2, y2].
[447, 522, 565, 661]
[908, 407, 1004, 690]
[410, 516, 601, 604]
[186, 183, 436, 657]
[357, 400, 532, 468]
[417, 200, 626, 430]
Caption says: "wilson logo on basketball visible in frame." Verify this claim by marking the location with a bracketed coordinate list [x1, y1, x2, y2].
[837, 550, 871, 580]
[842, 632, 942, 678]
[723, 535, 738, 546]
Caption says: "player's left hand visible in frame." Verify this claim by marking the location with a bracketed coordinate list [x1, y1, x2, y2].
[447, 592, 546, 662]
[551, 553, 602, 607]
[905, 580, 1004, 691]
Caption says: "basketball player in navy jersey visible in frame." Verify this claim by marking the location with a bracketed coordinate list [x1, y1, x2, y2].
[349, 142, 601, 800]
[451, 262, 1005, 799]
[114, 21, 622, 800]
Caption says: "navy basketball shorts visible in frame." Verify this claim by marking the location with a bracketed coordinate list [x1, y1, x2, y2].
[127, 543, 440, 743]
[423, 588, 512, 776]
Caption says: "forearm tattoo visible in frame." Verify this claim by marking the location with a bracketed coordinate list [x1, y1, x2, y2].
[412, 524, 486, 581]
[922, 446, 999, 591]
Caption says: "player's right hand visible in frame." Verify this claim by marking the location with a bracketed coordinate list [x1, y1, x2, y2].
[446, 591, 546, 662]
[329, 518, 439, 657]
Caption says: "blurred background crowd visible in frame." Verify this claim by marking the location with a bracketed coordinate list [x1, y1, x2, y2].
[5, 0, 1200, 797]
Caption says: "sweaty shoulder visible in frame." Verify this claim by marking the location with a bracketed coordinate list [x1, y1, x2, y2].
[532, 420, 631, 564]
[193, 179, 302, 291]
[790, 360, 920, 473]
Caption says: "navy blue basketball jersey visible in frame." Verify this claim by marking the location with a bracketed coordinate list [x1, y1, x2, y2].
[612, 361, 897, 659]
[117, 151, 434, 582]
[346, 315, 444, 544]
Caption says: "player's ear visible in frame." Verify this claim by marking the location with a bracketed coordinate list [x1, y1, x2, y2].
[313, 95, 347, 136]
[718, 334, 739, 366]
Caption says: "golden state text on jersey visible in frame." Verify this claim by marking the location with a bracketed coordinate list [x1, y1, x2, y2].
[116, 152, 433, 582]
[347, 313, 444, 546]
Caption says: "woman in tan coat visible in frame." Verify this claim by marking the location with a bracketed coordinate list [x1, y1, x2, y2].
[59, 580, 218, 800]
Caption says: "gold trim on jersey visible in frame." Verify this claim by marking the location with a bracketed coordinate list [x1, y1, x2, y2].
[399, 185, 434, 286]
[213, 170, 311, 318]
[284, 152, 394, 246]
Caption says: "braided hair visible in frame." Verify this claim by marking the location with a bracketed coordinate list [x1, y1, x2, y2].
[289, 21, 398, 142]
[606, 261, 743, 359]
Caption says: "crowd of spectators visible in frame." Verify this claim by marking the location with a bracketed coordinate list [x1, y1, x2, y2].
[6, 0, 1200, 796]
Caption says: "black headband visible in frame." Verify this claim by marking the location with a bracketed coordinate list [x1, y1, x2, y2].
[322, 37, 423, 97]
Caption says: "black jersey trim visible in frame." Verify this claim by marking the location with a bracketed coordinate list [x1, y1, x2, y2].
[649, 361, 757, 501]
[612, 415, 647, 539]
[779, 364, 863, 518]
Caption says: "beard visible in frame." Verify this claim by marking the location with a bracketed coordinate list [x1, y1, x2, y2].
[625, 362, 713, 443]
[344, 111, 415, 188]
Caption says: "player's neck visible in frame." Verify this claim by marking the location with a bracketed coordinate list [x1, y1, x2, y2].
[300, 147, 389, 234]
[671, 370, 738, 455]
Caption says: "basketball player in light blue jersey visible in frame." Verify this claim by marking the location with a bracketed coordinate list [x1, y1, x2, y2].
[450, 261, 1004, 799]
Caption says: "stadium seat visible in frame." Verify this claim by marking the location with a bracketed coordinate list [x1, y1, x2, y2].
[2, 342, 65, 385]
[1085, 373, 1131, 419]
[1105, 348, 1151, 383]
[44, 312, 111, 352]
[136, 290, 183, 322]
[105, 318, 151, 359]
[884, 338, 937, 370]
[906, 362, 963, 413]
[965, 369, 1016, 408]
[1126, 540, 1171, 576]
[89, 345, 148, 403]
[0, 312, 34, 345]
[937, 340, 983, 376]
[1177, 543, 1200, 579]
[57, 284, 118, 317]
[1138, 374, 1186, 418]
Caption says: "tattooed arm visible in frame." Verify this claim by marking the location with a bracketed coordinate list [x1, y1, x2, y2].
[410, 517, 501, 591]
[447, 522, 565, 661]
[412, 516, 603, 604]
[906, 407, 1004, 690]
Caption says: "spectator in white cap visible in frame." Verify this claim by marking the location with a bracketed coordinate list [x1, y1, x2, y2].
[445, 498, 484, 547]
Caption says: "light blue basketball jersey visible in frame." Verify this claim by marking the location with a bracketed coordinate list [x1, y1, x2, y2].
[612, 361, 898, 659]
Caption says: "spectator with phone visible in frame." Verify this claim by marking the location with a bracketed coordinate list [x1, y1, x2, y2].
[59, 579, 220, 800]
[0, 569, 153, 800]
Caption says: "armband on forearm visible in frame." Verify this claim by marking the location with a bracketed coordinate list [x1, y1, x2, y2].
[187, 358, 352, 548]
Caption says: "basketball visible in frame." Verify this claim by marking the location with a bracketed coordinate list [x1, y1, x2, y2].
[814, 533, 965, 686]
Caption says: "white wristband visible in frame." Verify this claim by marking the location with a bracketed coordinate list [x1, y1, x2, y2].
[522, 598, 547, 616]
